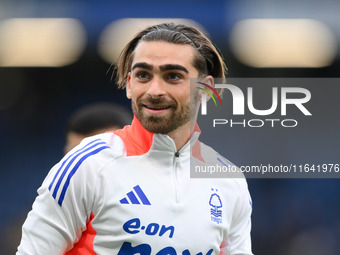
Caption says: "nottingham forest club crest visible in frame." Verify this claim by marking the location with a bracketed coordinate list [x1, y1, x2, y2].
[209, 188, 222, 224]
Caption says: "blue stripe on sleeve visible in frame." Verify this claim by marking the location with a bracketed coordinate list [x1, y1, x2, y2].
[58, 145, 110, 206]
[49, 139, 101, 191]
[51, 141, 106, 200]
[217, 157, 232, 168]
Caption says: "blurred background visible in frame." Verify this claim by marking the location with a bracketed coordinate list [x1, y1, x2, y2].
[0, 0, 339, 254]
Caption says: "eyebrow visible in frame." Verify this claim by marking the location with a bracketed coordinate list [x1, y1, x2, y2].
[131, 62, 153, 71]
[131, 62, 189, 73]
[160, 64, 189, 73]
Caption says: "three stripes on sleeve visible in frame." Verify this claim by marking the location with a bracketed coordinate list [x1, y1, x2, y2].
[49, 139, 110, 206]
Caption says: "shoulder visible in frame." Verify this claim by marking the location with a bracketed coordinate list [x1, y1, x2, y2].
[45, 132, 126, 205]
[69, 131, 127, 161]
[57, 131, 127, 177]
[197, 141, 246, 180]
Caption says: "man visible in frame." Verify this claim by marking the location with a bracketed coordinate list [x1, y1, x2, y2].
[64, 102, 132, 154]
[17, 23, 253, 255]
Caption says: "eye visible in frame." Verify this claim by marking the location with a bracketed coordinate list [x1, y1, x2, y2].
[166, 73, 182, 81]
[136, 71, 151, 80]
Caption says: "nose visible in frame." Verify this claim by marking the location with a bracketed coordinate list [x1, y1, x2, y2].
[146, 77, 166, 98]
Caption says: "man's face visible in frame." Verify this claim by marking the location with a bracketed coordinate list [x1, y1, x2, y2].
[126, 41, 201, 134]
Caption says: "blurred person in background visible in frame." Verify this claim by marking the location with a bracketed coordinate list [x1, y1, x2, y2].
[0, 102, 132, 254]
[17, 22, 253, 255]
[64, 102, 132, 153]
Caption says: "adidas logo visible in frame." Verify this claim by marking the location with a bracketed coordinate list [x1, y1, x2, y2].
[120, 185, 151, 205]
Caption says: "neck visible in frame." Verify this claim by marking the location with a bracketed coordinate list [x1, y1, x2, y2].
[166, 121, 196, 151]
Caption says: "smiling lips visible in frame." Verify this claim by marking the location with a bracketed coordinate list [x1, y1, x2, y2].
[143, 104, 172, 114]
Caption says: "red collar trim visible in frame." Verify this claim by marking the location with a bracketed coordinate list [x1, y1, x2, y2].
[113, 116, 204, 162]
[113, 117, 154, 156]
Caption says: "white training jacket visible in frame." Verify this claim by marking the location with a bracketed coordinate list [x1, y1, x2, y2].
[17, 117, 253, 255]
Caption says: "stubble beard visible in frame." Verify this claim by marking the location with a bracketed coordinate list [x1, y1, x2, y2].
[132, 96, 193, 134]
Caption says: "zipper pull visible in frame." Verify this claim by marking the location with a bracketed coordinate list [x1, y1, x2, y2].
[174, 151, 180, 157]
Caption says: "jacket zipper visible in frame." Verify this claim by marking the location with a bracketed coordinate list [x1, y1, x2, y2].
[173, 151, 180, 203]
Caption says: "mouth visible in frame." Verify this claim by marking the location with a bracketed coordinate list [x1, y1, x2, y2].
[143, 104, 172, 114]
[144, 104, 171, 110]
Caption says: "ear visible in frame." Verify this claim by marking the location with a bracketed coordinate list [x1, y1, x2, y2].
[126, 72, 132, 99]
[197, 75, 214, 102]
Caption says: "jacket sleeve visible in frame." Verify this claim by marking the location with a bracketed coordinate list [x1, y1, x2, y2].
[220, 179, 254, 255]
[16, 137, 111, 255]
